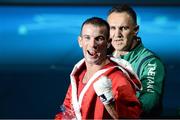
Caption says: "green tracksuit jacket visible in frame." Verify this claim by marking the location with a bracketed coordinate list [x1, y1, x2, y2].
[113, 41, 165, 117]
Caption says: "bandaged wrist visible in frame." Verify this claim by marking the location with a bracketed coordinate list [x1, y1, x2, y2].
[93, 76, 114, 105]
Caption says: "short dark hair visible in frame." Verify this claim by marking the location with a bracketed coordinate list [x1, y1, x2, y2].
[108, 4, 137, 25]
[80, 17, 110, 39]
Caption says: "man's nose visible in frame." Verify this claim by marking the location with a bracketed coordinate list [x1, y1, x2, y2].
[114, 29, 122, 38]
[89, 38, 97, 48]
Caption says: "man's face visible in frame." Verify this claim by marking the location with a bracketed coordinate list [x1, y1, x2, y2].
[107, 12, 137, 51]
[78, 24, 109, 65]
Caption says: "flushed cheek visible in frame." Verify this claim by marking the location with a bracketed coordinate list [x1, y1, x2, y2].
[98, 46, 107, 53]
[124, 33, 132, 39]
[98, 43, 106, 49]
[82, 47, 88, 55]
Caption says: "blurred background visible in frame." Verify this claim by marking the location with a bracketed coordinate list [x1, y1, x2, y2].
[0, 0, 180, 118]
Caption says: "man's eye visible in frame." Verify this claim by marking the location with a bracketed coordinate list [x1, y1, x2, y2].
[83, 36, 90, 40]
[96, 36, 105, 41]
[122, 26, 129, 30]
[110, 26, 115, 30]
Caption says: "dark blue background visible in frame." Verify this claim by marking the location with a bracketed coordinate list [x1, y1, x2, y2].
[0, 6, 180, 118]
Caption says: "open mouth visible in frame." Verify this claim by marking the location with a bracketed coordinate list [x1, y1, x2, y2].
[87, 50, 97, 57]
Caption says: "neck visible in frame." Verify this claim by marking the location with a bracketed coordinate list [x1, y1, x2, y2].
[83, 58, 110, 83]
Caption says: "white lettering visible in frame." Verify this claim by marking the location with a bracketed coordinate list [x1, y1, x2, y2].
[147, 79, 154, 84]
[147, 89, 154, 93]
[148, 66, 156, 76]
[147, 64, 156, 67]
[147, 76, 154, 80]
[146, 63, 156, 93]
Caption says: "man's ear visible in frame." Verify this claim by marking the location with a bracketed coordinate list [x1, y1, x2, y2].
[78, 36, 82, 48]
[134, 25, 139, 35]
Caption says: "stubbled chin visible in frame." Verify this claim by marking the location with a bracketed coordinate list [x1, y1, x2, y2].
[85, 58, 97, 65]
[113, 44, 124, 49]
[85, 53, 98, 62]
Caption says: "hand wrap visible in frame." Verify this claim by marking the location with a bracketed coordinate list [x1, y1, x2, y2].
[93, 76, 114, 105]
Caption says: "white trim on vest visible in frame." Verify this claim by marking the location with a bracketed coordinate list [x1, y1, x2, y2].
[110, 57, 142, 91]
[70, 59, 84, 120]
[70, 58, 142, 120]
[70, 59, 115, 120]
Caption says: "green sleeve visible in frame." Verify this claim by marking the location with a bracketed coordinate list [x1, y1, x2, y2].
[138, 58, 165, 113]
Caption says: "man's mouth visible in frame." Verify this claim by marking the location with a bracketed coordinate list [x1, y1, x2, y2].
[114, 39, 123, 41]
[87, 50, 97, 57]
